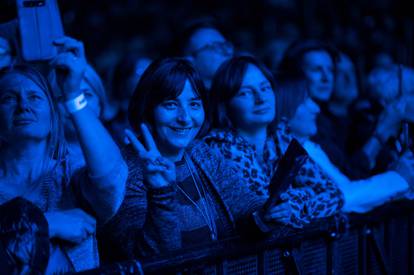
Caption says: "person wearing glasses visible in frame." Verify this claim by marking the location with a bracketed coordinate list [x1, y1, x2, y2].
[178, 18, 234, 89]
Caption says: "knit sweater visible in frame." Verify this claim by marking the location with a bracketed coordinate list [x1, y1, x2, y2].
[102, 140, 265, 259]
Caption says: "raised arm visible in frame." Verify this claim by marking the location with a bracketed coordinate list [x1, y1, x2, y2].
[51, 37, 127, 222]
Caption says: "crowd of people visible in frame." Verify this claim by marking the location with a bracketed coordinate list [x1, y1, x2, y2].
[1, 9, 414, 274]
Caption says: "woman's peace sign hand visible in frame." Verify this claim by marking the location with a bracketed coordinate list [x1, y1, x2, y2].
[125, 124, 176, 188]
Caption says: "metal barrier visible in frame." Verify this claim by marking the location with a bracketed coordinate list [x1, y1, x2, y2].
[79, 200, 414, 275]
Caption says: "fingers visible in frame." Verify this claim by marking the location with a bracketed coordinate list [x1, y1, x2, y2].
[125, 129, 147, 157]
[53, 36, 85, 58]
[264, 202, 292, 222]
[146, 163, 167, 174]
[140, 124, 159, 154]
[50, 52, 81, 70]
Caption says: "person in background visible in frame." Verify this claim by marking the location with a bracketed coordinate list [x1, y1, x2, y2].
[0, 37, 127, 273]
[276, 77, 414, 213]
[177, 18, 234, 89]
[108, 54, 152, 143]
[277, 39, 337, 103]
[277, 40, 405, 179]
[364, 65, 414, 169]
[204, 55, 344, 229]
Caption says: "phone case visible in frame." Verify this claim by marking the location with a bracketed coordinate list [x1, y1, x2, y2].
[264, 138, 309, 209]
[16, 0, 64, 61]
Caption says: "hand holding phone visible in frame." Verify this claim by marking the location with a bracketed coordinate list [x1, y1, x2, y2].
[17, 0, 64, 61]
[50, 37, 86, 98]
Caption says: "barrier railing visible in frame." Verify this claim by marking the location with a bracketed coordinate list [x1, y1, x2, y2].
[79, 199, 414, 275]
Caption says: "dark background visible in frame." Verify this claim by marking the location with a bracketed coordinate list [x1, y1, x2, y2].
[1, 0, 413, 79]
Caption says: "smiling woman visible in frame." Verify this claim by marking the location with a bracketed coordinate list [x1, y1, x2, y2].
[205, 55, 344, 228]
[102, 58, 296, 261]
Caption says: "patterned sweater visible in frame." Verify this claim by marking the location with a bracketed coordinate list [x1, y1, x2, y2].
[203, 120, 344, 228]
[102, 141, 266, 259]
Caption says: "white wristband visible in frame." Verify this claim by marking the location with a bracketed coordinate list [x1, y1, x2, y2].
[65, 93, 88, 113]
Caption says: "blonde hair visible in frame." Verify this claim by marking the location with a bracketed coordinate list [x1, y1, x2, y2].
[0, 65, 69, 182]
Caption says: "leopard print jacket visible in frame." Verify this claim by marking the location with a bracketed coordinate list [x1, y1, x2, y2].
[204, 120, 344, 228]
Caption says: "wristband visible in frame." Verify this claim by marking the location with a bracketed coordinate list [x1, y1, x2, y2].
[65, 93, 87, 113]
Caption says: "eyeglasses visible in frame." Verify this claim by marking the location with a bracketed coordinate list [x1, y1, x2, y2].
[191, 41, 234, 57]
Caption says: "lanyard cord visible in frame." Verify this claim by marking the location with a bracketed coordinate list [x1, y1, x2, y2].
[175, 154, 217, 240]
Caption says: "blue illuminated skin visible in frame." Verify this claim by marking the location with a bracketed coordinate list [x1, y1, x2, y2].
[0, 37, 12, 69]
[228, 64, 276, 133]
[153, 79, 205, 161]
[0, 74, 51, 142]
[187, 28, 233, 88]
[60, 79, 102, 142]
[288, 98, 320, 141]
[80, 80, 101, 117]
[302, 50, 334, 102]
[225, 64, 295, 223]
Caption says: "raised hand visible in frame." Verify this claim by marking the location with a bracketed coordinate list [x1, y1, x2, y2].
[262, 202, 292, 225]
[375, 100, 404, 142]
[45, 209, 96, 244]
[125, 124, 176, 188]
[50, 36, 87, 98]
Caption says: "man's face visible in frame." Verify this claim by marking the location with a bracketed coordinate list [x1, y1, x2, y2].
[334, 54, 358, 103]
[187, 28, 233, 86]
[302, 50, 334, 102]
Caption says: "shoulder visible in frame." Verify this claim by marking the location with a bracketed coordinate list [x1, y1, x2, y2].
[187, 139, 238, 176]
[187, 139, 221, 165]
[203, 128, 245, 149]
[273, 119, 295, 154]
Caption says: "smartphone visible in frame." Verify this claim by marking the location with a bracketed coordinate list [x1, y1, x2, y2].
[264, 138, 309, 210]
[16, 0, 64, 61]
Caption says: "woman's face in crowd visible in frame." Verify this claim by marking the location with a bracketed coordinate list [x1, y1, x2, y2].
[228, 64, 275, 132]
[302, 50, 334, 102]
[152, 79, 205, 154]
[289, 97, 320, 139]
[0, 73, 51, 142]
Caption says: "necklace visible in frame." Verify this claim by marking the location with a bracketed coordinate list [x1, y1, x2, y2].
[176, 155, 217, 240]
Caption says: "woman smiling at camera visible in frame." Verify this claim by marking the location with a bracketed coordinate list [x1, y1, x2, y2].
[0, 37, 127, 273]
[204, 56, 344, 228]
[102, 58, 290, 260]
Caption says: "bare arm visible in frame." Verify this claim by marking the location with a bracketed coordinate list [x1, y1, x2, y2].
[51, 37, 127, 222]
